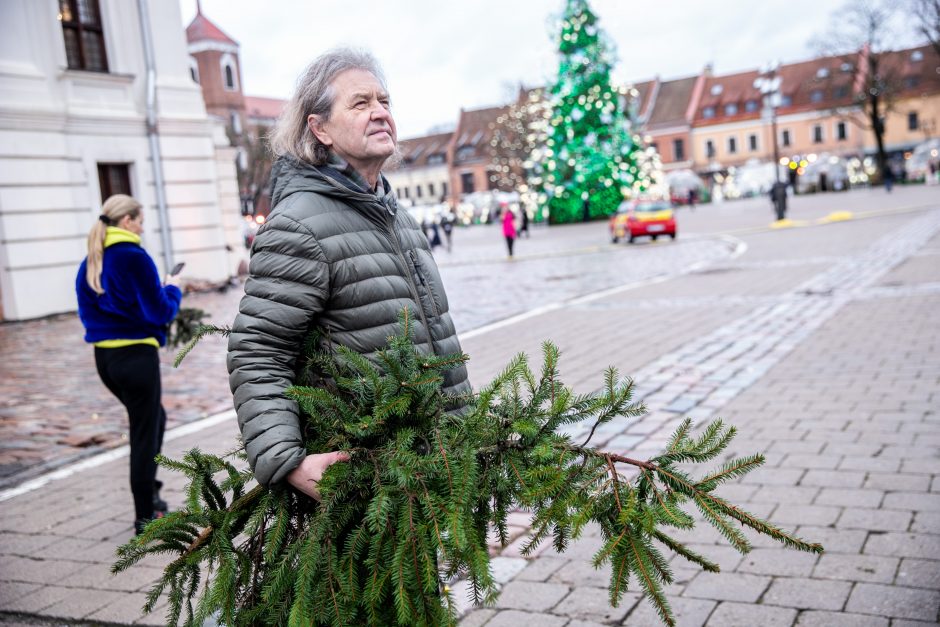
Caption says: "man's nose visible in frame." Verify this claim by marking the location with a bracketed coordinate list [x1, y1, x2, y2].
[370, 103, 392, 123]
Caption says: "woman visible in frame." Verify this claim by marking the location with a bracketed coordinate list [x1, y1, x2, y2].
[501, 203, 517, 257]
[76, 194, 182, 535]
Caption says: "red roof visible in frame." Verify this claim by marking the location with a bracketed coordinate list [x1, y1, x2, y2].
[244, 96, 286, 121]
[186, 11, 238, 46]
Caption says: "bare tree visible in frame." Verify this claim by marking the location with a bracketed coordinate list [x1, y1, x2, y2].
[811, 0, 907, 181]
[913, 0, 940, 57]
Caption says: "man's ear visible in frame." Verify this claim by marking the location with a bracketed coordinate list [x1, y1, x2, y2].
[307, 114, 332, 146]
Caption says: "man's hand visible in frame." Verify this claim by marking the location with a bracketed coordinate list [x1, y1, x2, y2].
[286, 451, 350, 501]
[164, 274, 181, 288]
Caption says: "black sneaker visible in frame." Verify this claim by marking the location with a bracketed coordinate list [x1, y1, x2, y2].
[153, 480, 168, 515]
[134, 509, 167, 536]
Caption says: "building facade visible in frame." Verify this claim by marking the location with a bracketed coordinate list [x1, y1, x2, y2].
[0, 0, 243, 320]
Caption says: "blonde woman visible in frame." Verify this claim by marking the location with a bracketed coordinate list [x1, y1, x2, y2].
[76, 194, 182, 535]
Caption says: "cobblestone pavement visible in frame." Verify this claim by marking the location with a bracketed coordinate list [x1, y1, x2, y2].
[0, 185, 938, 626]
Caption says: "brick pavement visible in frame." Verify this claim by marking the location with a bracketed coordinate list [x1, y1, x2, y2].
[0, 186, 938, 625]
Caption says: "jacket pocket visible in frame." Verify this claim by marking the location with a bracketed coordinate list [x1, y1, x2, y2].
[406, 249, 443, 319]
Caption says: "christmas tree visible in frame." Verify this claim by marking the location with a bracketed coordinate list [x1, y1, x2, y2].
[115, 312, 822, 627]
[529, 0, 660, 224]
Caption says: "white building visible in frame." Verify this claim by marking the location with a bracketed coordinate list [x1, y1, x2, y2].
[385, 132, 452, 208]
[0, 0, 244, 320]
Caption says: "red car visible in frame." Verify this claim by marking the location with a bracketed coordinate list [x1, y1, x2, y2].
[609, 199, 677, 243]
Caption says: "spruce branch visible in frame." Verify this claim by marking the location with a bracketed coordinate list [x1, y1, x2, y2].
[118, 314, 824, 626]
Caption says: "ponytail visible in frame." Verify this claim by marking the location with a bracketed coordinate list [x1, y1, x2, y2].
[86, 194, 142, 294]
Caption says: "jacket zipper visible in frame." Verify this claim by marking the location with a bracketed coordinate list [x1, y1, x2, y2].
[384, 216, 435, 350]
[407, 250, 441, 318]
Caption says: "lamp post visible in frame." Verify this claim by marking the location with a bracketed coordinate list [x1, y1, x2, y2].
[754, 62, 786, 220]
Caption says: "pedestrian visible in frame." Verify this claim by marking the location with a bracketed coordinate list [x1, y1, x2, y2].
[687, 188, 696, 210]
[429, 221, 442, 251]
[884, 166, 895, 193]
[501, 203, 517, 257]
[518, 205, 530, 238]
[770, 181, 787, 221]
[75, 194, 182, 535]
[441, 209, 455, 252]
[227, 48, 470, 502]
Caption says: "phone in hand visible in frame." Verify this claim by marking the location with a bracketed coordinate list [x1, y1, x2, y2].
[170, 262, 185, 276]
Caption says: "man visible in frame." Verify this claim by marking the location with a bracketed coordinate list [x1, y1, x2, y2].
[227, 49, 470, 500]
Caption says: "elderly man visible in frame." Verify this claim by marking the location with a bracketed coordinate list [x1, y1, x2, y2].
[227, 49, 470, 499]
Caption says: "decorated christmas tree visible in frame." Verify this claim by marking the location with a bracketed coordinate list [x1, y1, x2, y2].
[529, 0, 660, 224]
[115, 313, 822, 627]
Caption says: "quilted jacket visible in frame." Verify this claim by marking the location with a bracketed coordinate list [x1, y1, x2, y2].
[227, 156, 470, 487]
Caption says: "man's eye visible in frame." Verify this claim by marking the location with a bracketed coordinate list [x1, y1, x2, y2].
[354, 101, 367, 108]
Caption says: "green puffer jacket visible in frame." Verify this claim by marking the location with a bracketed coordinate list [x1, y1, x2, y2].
[227, 157, 471, 487]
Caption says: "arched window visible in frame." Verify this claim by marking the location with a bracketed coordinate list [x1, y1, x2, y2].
[220, 53, 238, 91]
[188, 57, 200, 84]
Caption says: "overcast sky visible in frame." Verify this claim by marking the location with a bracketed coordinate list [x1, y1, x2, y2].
[178, 0, 912, 139]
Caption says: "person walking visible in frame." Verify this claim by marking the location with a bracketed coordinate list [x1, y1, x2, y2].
[518, 205, 529, 238]
[227, 48, 470, 502]
[501, 203, 517, 257]
[76, 194, 182, 535]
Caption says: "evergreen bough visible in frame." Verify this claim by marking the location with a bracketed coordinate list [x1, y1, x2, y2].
[114, 312, 823, 626]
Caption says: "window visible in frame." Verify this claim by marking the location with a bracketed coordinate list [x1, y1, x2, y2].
[98, 163, 131, 201]
[426, 153, 445, 165]
[748, 134, 758, 151]
[702, 106, 716, 119]
[455, 146, 475, 161]
[834, 85, 849, 99]
[415, 185, 422, 199]
[220, 53, 238, 91]
[705, 139, 715, 158]
[813, 124, 823, 143]
[710, 84, 723, 96]
[487, 173, 499, 190]
[911, 50, 924, 62]
[189, 58, 200, 84]
[396, 188, 402, 197]
[441, 182, 448, 197]
[230, 110, 242, 135]
[836, 121, 847, 141]
[650, 142, 659, 154]
[728, 137, 737, 154]
[782, 129, 791, 147]
[904, 76, 921, 89]
[840, 62, 853, 72]
[745, 99, 759, 113]
[816, 68, 830, 79]
[780, 95, 792, 107]
[908, 111, 919, 131]
[460, 172, 474, 194]
[810, 89, 824, 103]
[724, 103, 738, 116]
[673, 138, 685, 161]
[59, 0, 108, 72]
[428, 183, 435, 198]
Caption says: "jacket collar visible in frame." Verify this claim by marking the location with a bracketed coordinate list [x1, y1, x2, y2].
[104, 227, 141, 248]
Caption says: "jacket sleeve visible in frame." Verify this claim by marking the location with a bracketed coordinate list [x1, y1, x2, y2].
[227, 210, 330, 487]
[127, 250, 182, 326]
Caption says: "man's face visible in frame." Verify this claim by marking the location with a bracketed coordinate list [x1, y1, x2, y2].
[309, 69, 397, 176]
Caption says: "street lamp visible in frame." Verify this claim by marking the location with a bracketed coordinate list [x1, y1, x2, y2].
[754, 62, 786, 220]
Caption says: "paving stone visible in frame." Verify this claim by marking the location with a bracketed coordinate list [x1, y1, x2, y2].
[739, 468, 805, 486]
[457, 608, 496, 627]
[769, 504, 841, 527]
[762, 577, 851, 610]
[622, 595, 716, 626]
[794, 610, 888, 626]
[735, 548, 818, 577]
[813, 553, 899, 583]
[782, 454, 840, 470]
[751, 485, 820, 505]
[838, 456, 901, 473]
[836, 508, 912, 532]
[489, 557, 529, 584]
[548, 557, 609, 588]
[1, 583, 75, 613]
[863, 473, 931, 492]
[864, 531, 940, 560]
[910, 511, 940, 534]
[482, 609, 569, 627]
[85, 591, 167, 626]
[682, 572, 770, 603]
[494, 581, 570, 612]
[40, 587, 129, 620]
[0, 580, 40, 606]
[552, 585, 636, 623]
[882, 492, 940, 512]
[0, 532, 63, 556]
[815, 488, 884, 508]
[0, 555, 86, 585]
[800, 469, 865, 488]
[896, 558, 940, 590]
[704, 601, 797, 626]
[794, 526, 867, 554]
[515, 557, 569, 582]
[845, 582, 940, 621]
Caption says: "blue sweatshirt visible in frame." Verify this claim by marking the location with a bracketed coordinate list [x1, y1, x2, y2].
[76, 229, 182, 346]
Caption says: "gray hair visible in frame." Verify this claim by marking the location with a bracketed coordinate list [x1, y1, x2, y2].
[270, 48, 389, 166]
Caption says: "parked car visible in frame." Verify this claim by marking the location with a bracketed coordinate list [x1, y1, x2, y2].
[609, 199, 676, 243]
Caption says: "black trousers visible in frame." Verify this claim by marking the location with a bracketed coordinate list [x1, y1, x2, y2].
[94, 345, 167, 521]
[505, 236, 515, 257]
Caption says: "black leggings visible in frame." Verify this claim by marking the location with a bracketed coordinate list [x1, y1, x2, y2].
[505, 236, 515, 257]
[94, 345, 167, 521]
